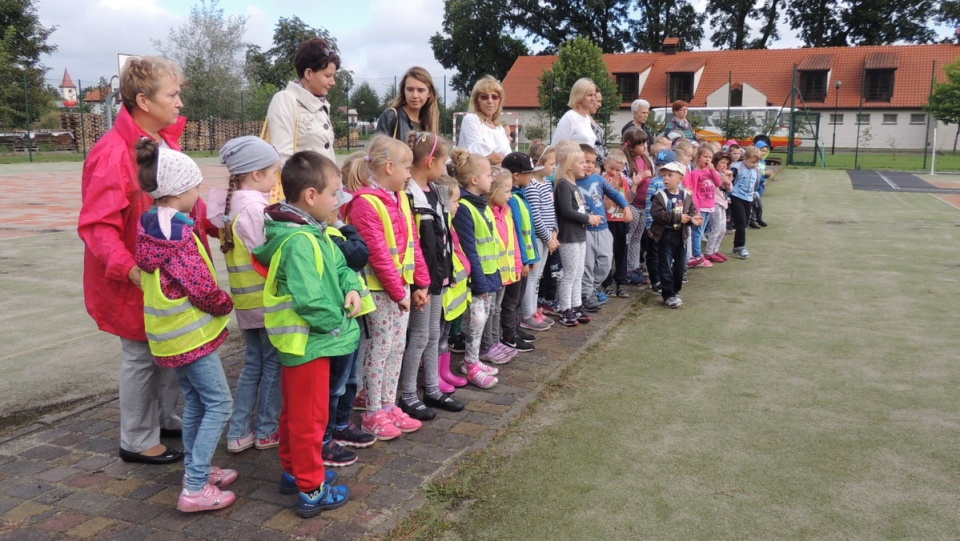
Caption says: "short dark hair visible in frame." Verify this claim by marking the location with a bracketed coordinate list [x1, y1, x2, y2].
[281, 151, 339, 203]
[294, 38, 340, 79]
[579, 144, 597, 157]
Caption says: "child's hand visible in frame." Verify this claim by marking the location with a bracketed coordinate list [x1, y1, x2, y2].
[128, 265, 143, 288]
[521, 265, 530, 278]
[623, 207, 634, 223]
[681, 213, 692, 224]
[588, 214, 604, 226]
[398, 297, 411, 312]
[344, 290, 362, 317]
[547, 238, 559, 253]
[691, 214, 704, 226]
[412, 289, 429, 310]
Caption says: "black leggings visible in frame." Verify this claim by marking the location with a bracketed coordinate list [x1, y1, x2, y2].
[729, 196, 751, 249]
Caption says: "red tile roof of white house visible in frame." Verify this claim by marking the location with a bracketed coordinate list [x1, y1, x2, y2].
[501, 43, 960, 111]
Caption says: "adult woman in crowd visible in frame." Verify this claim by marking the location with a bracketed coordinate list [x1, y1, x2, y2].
[590, 86, 608, 166]
[457, 75, 511, 166]
[622, 98, 653, 148]
[265, 38, 340, 164]
[376, 66, 440, 140]
[551, 78, 598, 149]
[79, 56, 206, 464]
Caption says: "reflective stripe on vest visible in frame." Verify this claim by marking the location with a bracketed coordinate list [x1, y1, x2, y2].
[496, 210, 518, 283]
[353, 193, 416, 291]
[510, 193, 537, 263]
[262, 231, 325, 356]
[442, 249, 471, 321]
[143, 234, 230, 357]
[325, 226, 377, 317]
[460, 200, 500, 274]
[222, 219, 266, 310]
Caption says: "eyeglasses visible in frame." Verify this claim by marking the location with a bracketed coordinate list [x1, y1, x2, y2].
[479, 93, 501, 101]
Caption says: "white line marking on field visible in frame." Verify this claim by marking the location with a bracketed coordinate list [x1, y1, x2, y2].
[876, 171, 899, 190]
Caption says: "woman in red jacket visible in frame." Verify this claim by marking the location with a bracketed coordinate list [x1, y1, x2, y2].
[78, 56, 212, 465]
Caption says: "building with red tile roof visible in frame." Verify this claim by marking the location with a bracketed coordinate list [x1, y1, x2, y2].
[500, 43, 960, 151]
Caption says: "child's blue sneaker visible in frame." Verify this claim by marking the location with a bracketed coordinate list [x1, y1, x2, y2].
[280, 470, 339, 495]
[596, 290, 609, 304]
[297, 482, 350, 518]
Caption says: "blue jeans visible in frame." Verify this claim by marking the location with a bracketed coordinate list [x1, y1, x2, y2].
[227, 328, 281, 440]
[691, 211, 712, 258]
[325, 347, 360, 442]
[175, 351, 233, 492]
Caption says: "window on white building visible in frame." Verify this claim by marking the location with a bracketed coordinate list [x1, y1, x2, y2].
[882, 114, 897, 125]
[910, 113, 926, 125]
[830, 114, 843, 125]
[857, 114, 871, 125]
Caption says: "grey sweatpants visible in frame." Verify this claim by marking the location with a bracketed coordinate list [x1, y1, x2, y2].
[119, 338, 182, 453]
[581, 228, 613, 301]
[400, 293, 443, 397]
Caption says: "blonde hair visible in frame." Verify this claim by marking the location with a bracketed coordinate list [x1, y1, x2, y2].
[674, 140, 694, 157]
[449, 147, 487, 190]
[605, 148, 627, 167]
[490, 170, 512, 198]
[345, 135, 412, 192]
[468, 76, 505, 124]
[568, 78, 596, 109]
[556, 144, 584, 180]
[119, 56, 184, 112]
[528, 140, 555, 165]
[742, 145, 763, 160]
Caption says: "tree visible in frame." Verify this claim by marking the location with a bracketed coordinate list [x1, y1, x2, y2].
[245, 16, 337, 89]
[708, 0, 781, 50]
[351, 82, 380, 123]
[631, 0, 704, 52]
[927, 57, 960, 151]
[430, 0, 529, 95]
[787, 0, 936, 47]
[154, 0, 248, 120]
[538, 37, 619, 134]
[0, 0, 58, 128]
[506, 0, 635, 54]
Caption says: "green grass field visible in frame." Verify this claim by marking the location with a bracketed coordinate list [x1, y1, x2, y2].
[389, 169, 960, 540]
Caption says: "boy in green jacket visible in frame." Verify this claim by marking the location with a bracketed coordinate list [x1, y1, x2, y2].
[253, 151, 362, 518]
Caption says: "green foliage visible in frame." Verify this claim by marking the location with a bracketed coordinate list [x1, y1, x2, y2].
[153, 0, 248, 120]
[0, 0, 58, 129]
[505, 0, 635, 53]
[245, 16, 336, 89]
[787, 0, 936, 47]
[708, 0, 781, 49]
[538, 37, 619, 124]
[927, 57, 960, 128]
[632, 0, 704, 51]
[241, 82, 278, 121]
[430, 0, 529, 95]
[350, 82, 380, 123]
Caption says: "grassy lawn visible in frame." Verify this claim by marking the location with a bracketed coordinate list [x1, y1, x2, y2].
[390, 169, 960, 540]
[776, 149, 960, 171]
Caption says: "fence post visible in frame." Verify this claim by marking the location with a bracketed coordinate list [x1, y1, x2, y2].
[23, 72, 33, 162]
[79, 79, 88, 159]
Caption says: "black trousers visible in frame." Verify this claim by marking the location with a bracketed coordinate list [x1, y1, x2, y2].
[657, 230, 686, 299]
[643, 229, 660, 286]
[729, 196, 751, 249]
[603, 221, 630, 287]
[500, 277, 526, 343]
[538, 249, 562, 300]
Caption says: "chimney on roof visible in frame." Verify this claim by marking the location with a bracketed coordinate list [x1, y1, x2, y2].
[663, 37, 681, 55]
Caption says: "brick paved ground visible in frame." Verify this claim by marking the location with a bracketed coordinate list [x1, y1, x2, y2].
[0, 293, 637, 540]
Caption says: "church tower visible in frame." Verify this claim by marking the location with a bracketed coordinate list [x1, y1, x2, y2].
[59, 69, 78, 107]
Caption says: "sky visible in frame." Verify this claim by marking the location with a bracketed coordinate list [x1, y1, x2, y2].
[37, 0, 455, 99]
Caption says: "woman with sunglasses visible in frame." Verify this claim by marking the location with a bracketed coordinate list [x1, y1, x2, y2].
[265, 38, 339, 165]
[551, 78, 598, 150]
[376, 66, 440, 141]
[457, 76, 511, 167]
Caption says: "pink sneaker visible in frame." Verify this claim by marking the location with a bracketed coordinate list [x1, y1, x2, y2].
[686, 256, 704, 269]
[177, 483, 236, 513]
[695, 257, 713, 268]
[361, 410, 402, 441]
[464, 362, 498, 389]
[461, 360, 498, 376]
[227, 433, 255, 453]
[181, 466, 238, 488]
[255, 432, 279, 450]
[387, 407, 422, 433]
[487, 343, 516, 365]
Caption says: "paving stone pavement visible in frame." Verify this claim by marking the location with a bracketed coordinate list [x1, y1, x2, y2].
[0, 294, 640, 540]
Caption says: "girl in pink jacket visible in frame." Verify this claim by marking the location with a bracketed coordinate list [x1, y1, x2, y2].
[686, 146, 725, 268]
[342, 135, 430, 441]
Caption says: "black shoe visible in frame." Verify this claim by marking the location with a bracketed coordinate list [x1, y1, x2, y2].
[615, 285, 630, 298]
[399, 398, 437, 421]
[423, 393, 465, 412]
[159, 428, 182, 438]
[560, 309, 579, 326]
[448, 334, 465, 353]
[516, 328, 537, 342]
[502, 338, 534, 352]
[651, 282, 662, 295]
[119, 446, 184, 465]
[333, 424, 376, 448]
[322, 441, 357, 467]
[574, 307, 592, 324]
[749, 221, 761, 229]
[581, 299, 601, 313]
[757, 219, 768, 227]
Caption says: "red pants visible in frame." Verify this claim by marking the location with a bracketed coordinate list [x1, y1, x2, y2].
[279, 358, 330, 492]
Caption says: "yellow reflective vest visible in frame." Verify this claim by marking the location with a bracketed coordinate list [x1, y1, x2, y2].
[222, 220, 266, 310]
[495, 209, 518, 284]
[325, 226, 376, 317]
[460, 199, 500, 275]
[510, 193, 537, 263]
[354, 194, 416, 290]
[443, 222, 471, 321]
[143, 234, 230, 357]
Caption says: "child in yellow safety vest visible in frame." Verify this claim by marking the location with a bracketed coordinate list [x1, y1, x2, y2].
[482, 170, 525, 362]
[133, 140, 237, 514]
[251, 151, 358, 518]
[342, 135, 431, 441]
[207, 136, 284, 456]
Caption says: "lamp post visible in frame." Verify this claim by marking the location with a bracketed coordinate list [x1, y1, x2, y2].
[831, 80, 842, 155]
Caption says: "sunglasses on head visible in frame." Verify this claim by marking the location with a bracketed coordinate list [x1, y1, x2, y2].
[479, 93, 500, 101]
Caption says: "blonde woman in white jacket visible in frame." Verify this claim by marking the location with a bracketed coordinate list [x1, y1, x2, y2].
[266, 38, 339, 165]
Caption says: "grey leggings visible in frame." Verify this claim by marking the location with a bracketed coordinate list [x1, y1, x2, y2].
[400, 294, 443, 396]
